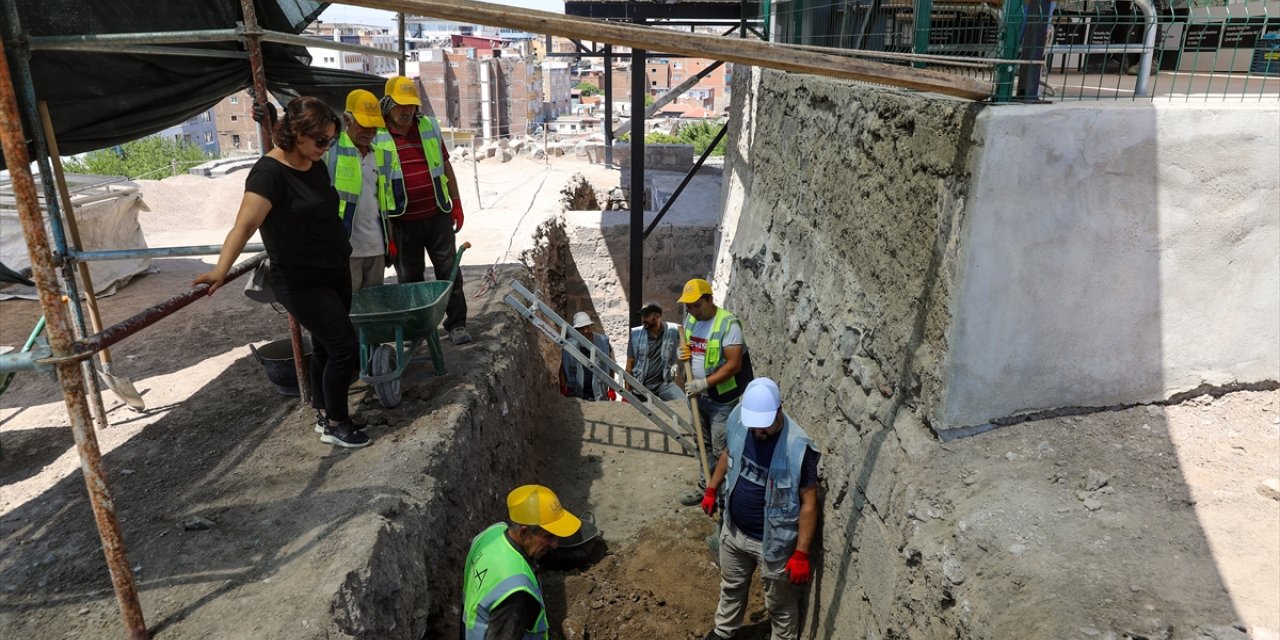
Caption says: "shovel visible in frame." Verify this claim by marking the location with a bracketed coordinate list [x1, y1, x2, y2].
[680, 327, 721, 557]
[38, 102, 145, 411]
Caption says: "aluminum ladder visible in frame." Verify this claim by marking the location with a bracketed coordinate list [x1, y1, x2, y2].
[504, 280, 698, 455]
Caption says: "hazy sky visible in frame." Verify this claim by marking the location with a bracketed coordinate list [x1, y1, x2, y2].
[320, 1, 564, 26]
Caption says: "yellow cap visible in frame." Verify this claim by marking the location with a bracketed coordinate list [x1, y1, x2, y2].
[384, 76, 421, 107]
[345, 89, 385, 128]
[677, 278, 714, 304]
[507, 485, 581, 538]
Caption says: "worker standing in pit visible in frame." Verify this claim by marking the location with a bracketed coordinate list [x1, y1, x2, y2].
[678, 278, 754, 505]
[699, 378, 820, 640]
[461, 485, 582, 640]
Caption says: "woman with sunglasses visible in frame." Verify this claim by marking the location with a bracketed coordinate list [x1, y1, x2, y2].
[195, 96, 370, 449]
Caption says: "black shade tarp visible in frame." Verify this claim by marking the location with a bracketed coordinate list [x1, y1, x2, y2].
[1, 0, 387, 169]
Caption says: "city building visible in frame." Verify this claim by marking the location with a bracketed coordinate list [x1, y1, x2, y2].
[156, 108, 219, 156]
[212, 90, 263, 157]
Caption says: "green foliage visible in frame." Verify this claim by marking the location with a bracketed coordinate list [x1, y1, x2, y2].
[575, 82, 600, 97]
[676, 120, 727, 157]
[63, 136, 211, 179]
[645, 132, 681, 145]
[643, 94, 655, 107]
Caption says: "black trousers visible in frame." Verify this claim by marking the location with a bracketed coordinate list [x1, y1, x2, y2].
[392, 214, 467, 331]
[270, 265, 357, 423]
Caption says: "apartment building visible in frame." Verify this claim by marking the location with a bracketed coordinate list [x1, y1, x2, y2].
[212, 90, 263, 157]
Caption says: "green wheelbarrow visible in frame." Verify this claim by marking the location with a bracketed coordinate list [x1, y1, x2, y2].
[350, 242, 470, 408]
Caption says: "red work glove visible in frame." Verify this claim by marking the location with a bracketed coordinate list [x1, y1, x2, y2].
[385, 235, 398, 263]
[560, 383, 571, 397]
[451, 201, 464, 233]
[700, 486, 718, 517]
[607, 388, 617, 401]
[785, 550, 811, 584]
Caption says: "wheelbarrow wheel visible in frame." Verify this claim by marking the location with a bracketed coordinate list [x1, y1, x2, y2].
[371, 344, 402, 409]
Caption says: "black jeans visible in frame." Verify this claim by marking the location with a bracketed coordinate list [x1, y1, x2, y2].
[270, 265, 357, 423]
[392, 214, 467, 331]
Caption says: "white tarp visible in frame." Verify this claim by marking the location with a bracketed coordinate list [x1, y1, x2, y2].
[0, 172, 150, 300]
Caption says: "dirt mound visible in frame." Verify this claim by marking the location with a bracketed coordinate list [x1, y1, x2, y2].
[549, 512, 770, 640]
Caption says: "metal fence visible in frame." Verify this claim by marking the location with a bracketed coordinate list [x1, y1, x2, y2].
[764, 0, 1280, 101]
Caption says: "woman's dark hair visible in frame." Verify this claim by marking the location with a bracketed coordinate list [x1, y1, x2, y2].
[272, 96, 341, 151]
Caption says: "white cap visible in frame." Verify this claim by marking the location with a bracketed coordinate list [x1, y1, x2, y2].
[740, 377, 781, 428]
[571, 311, 592, 328]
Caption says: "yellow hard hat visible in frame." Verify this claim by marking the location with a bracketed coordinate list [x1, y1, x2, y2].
[384, 75, 422, 107]
[507, 485, 581, 538]
[345, 89, 385, 128]
[677, 278, 714, 304]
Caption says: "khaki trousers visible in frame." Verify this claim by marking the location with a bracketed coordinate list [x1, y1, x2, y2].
[349, 255, 386, 292]
[713, 520, 801, 640]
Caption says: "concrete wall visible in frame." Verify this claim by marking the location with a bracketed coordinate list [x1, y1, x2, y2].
[715, 67, 1280, 637]
[945, 103, 1280, 428]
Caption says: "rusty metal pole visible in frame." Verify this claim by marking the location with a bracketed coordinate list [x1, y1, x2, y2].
[0, 34, 149, 640]
[241, 0, 310, 404]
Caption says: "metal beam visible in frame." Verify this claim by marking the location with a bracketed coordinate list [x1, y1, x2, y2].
[643, 124, 728, 239]
[629, 30, 646, 328]
[342, 0, 992, 99]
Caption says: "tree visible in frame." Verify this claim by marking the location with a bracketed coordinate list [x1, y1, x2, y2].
[643, 94, 655, 107]
[63, 136, 212, 179]
[676, 120, 727, 157]
[575, 82, 600, 97]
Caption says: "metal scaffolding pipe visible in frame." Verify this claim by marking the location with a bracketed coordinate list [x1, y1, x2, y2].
[69, 254, 266, 359]
[256, 29, 403, 58]
[0, 23, 149, 640]
[6, 0, 112, 428]
[70, 243, 265, 263]
[27, 28, 241, 47]
[26, 43, 250, 59]
[241, 0, 311, 405]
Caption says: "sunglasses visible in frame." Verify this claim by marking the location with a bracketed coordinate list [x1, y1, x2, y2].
[309, 134, 335, 149]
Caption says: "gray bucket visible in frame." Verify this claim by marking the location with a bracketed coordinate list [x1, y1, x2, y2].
[249, 338, 313, 396]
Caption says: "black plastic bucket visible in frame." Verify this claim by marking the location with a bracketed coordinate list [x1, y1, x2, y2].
[249, 338, 313, 396]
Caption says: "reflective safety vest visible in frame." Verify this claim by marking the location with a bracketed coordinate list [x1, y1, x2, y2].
[323, 130, 406, 246]
[723, 409, 816, 562]
[413, 116, 453, 214]
[462, 523, 549, 640]
[684, 307, 753, 402]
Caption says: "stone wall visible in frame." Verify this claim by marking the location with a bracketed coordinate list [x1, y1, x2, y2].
[717, 67, 981, 637]
[715, 68, 1279, 637]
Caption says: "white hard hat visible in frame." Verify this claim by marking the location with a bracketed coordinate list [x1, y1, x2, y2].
[572, 312, 592, 328]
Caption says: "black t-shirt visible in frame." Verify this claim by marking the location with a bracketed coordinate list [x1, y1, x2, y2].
[244, 155, 350, 271]
[729, 431, 819, 540]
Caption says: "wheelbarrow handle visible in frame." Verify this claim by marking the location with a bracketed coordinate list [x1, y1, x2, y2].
[449, 241, 471, 284]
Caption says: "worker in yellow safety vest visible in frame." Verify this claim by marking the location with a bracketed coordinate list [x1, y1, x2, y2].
[323, 89, 406, 292]
[381, 75, 474, 346]
[677, 278, 754, 507]
[461, 485, 581, 640]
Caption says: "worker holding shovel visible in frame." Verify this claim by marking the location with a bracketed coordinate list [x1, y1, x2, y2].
[699, 377, 821, 640]
[678, 278, 754, 506]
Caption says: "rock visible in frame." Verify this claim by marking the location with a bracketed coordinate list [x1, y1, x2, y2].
[1005, 452, 1018, 461]
[78, 607, 90, 615]
[1258, 478, 1280, 501]
[1192, 624, 1249, 640]
[119, 469, 136, 476]
[942, 558, 967, 585]
[1008, 543, 1027, 555]
[1079, 626, 1101, 637]
[1083, 499, 1104, 511]
[181, 516, 217, 531]
[1083, 469, 1110, 492]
